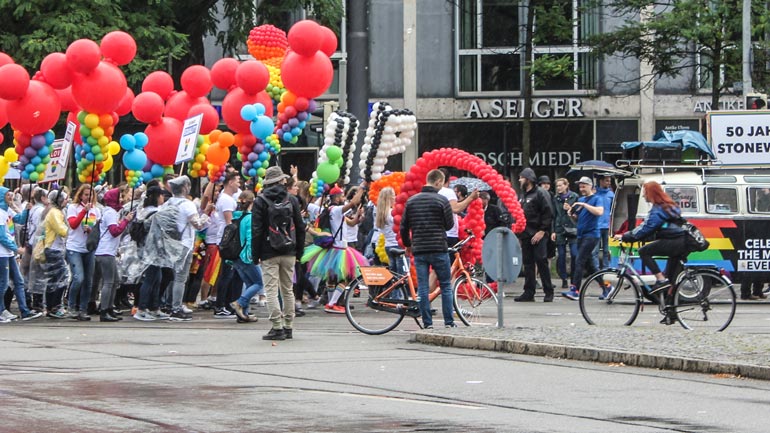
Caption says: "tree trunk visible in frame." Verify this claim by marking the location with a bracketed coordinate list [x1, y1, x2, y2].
[710, 45, 722, 110]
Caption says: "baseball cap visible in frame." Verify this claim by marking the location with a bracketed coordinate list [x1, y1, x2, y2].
[577, 176, 593, 187]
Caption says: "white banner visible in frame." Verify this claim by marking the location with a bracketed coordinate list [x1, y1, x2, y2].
[707, 111, 770, 165]
[45, 121, 77, 181]
[176, 113, 203, 164]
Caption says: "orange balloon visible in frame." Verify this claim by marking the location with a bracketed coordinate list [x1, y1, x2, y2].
[209, 129, 222, 144]
[207, 144, 229, 166]
[99, 113, 114, 127]
[218, 131, 235, 148]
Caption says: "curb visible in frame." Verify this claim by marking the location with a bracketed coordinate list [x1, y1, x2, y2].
[412, 332, 770, 381]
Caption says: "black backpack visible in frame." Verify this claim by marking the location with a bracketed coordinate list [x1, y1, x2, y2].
[129, 210, 156, 247]
[262, 196, 297, 254]
[679, 218, 710, 252]
[219, 213, 248, 260]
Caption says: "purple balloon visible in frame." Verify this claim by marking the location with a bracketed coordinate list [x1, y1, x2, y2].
[288, 118, 299, 127]
[308, 99, 317, 112]
[143, 159, 153, 171]
[24, 146, 37, 159]
[296, 112, 308, 122]
[247, 152, 258, 162]
[30, 135, 47, 150]
[254, 143, 265, 153]
[242, 161, 252, 170]
[282, 124, 291, 132]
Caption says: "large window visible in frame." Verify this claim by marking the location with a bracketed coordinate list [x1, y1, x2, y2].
[456, 0, 597, 95]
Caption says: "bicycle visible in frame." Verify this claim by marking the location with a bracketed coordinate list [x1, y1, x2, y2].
[578, 242, 736, 331]
[344, 234, 497, 335]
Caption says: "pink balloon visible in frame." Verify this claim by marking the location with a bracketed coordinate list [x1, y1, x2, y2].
[319, 26, 338, 57]
[55, 87, 79, 113]
[211, 58, 239, 91]
[144, 116, 183, 166]
[222, 88, 274, 134]
[281, 51, 333, 99]
[100, 31, 136, 66]
[0, 64, 30, 100]
[236, 61, 270, 95]
[116, 87, 135, 116]
[142, 71, 175, 101]
[7, 80, 61, 135]
[188, 103, 220, 135]
[164, 90, 209, 121]
[71, 61, 127, 114]
[40, 53, 72, 89]
[288, 20, 323, 56]
[181, 65, 213, 98]
[132, 92, 165, 124]
[66, 39, 101, 74]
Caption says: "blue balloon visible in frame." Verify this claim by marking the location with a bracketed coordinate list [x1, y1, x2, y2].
[254, 103, 266, 116]
[298, 121, 306, 129]
[86, 153, 95, 161]
[282, 132, 293, 142]
[291, 127, 301, 136]
[240, 104, 257, 122]
[134, 132, 149, 150]
[124, 150, 148, 171]
[248, 168, 257, 177]
[44, 130, 55, 145]
[142, 172, 153, 182]
[37, 147, 50, 157]
[150, 164, 164, 177]
[31, 156, 41, 165]
[250, 116, 275, 141]
[120, 134, 136, 151]
[259, 151, 268, 162]
[25, 164, 35, 173]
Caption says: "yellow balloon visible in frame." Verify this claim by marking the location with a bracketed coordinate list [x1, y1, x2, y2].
[0, 160, 8, 178]
[3, 148, 18, 163]
[108, 141, 120, 156]
[203, 135, 211, 145]
[103, 155, 113, 172]
[91, 127, 105, 139]
[84, 113, 100, 129]
[98, 136, 109, 147]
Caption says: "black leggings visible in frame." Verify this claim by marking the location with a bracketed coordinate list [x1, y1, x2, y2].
[638, 237, 687, 281]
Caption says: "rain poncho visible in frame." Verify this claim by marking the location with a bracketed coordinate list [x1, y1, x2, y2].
[125, 204, 189, 281]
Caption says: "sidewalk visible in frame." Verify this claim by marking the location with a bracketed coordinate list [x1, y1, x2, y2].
[413, 324, 770, 380]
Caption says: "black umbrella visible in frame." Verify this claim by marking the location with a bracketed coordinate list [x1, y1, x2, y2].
[566, 160, 630, 177]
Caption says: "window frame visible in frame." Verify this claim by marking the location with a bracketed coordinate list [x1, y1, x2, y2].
[747, 186, 770, 214]
[665, 186, 700, 214]
[705, 186, 738, 215]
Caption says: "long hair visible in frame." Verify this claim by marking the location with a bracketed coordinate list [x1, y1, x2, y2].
[375, 187, 394, 230]
[73, 184, 93, 205]
[643, 181, 677, 211]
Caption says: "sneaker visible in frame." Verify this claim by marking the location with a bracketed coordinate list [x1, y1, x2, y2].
[294, 307, 306, 317]
[424, 324, 433, 329]
[133, 310, 157, 321]
[283, 327, 293, 339]
[236, 314, 258, 323]
[150, 310, 170, 321]
[513, 295, 535, 302]
[230, 301, 249, 321]
[169, 309, 192, 321]
[445, 323, 458, 328]
[197, 299, 212, 310]
[561, 287, 579, 301]
[262, 328, 286, 340]
[214, 308, 234, 319]
[68, 310, 80, 320]
[180, 304, 193, 314]
[21, 311, 43, 321]
[543, 294, 554, 303]
[324, 304, 345, 314]
[257, 297, 267, 307]
[306, 299, 321, 309]
[598, 284, 615, 300]
[47, 309, 67, 319]
[77, 312, 92, 321]
[250, 297, 259, 305]
[0, 310, 18, 321]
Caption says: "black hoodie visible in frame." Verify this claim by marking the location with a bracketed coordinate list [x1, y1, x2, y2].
[251, 184, 306, 261]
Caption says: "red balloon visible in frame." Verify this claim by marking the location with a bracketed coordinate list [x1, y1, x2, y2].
[221, 88, 273, 134]
[235, 61, 269, 95]
[55, 87, 79, 113]
[66, 112, 83, 144]
[142, 71, 175, 100]
[0, 53, 13, 67]
[288, 20, 324, 56]
[181, 65, 213, 98]
[0, 99, 7, 128]
[40, 53, 72, 89]
[281, 51, 333, 99]
[188, 103, 220, 134]
[0, 64, 30, 100]
[7, 80, 61, 135]
[100, 31, 136, 66]
[71, 61, 127, 114]
[132, 92, 165, 124]
[116, 88, 135, 116]
[144, 117, 183, 165]
[319, 26, 338, 57]
[211, 58, 239, 91]
[66, 39, 101, 74]
[164, 91, 209, 122]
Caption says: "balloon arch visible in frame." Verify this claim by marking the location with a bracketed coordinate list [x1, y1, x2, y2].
[392, 147, 527, 264]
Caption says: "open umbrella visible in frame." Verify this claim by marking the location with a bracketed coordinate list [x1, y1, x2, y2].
[566, 160, 631, 177]
[449, 177, 492, 192]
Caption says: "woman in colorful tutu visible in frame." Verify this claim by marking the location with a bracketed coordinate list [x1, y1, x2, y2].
[302, 185, 368, 314]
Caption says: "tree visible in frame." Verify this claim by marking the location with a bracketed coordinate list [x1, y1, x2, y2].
[587, 0, 770, 108]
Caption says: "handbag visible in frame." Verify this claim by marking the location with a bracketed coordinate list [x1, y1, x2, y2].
[563, 224, 577, 237]
[85, 219, 102, 252]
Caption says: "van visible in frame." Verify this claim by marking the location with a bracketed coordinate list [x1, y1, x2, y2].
[609, 164, 770, 290]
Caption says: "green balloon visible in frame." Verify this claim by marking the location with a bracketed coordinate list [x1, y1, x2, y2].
[317, 161, 340, 184]
[334, 158, 343, 168]
[325, 145, 343, 162]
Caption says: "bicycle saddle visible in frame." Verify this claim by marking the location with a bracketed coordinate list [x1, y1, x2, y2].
[390, 247, 406, 256]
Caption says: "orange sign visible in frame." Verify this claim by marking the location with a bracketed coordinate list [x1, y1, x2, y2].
[359, 267, 393, 286]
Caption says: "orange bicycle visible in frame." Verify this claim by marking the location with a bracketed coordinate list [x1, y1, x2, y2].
[344, 234, 498, 334]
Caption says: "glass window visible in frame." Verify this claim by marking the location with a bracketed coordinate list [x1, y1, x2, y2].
[748, 187, 770, 213]
[482, 0, 518, 47]
[481, 54, 520, 91]
[666, 187, 699, 213]
[705, 187, 737, 214]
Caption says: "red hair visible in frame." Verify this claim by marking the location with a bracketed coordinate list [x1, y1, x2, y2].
[643, 181, 677, 210]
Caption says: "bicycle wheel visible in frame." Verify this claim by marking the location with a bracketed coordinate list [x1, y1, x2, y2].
[579, 269, 641, 326]
[344, 276, 407, 335]
[453, 276, 498, 326]
[674, 270, 736, 332]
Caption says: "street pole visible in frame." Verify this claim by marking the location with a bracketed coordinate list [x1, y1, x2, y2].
[742, 0, 753, 105]
[347, 0, 369, 184]
[403, 0, 418, 169]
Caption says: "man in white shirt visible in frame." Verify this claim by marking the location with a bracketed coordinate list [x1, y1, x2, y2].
[212, 172, 240, 317]
[438, 168, 478, 246]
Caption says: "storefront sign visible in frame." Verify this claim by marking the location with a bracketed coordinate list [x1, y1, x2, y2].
[465, 98, 585, 119]
[707, 111, 770, 165]
[694, 100, 745, 113]
[474, 151, 583, 167]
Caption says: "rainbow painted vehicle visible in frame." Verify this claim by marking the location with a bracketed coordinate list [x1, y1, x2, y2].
[606, 128, 770, 292]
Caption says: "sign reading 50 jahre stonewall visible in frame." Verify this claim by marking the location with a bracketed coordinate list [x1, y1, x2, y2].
[707, 111, 770, 165]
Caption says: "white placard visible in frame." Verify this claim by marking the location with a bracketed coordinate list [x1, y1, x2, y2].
[176, 113, 203, 165]
[707, 111, 770, 165]
[45, 121, 77, 181]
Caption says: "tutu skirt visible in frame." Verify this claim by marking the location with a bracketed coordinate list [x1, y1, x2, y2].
[302, 245, 369, 281]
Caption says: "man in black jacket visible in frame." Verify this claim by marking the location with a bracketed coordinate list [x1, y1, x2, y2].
[252, 166, 306, 341]
[515, 167, 554, 302]
[401, 169, 456, 329]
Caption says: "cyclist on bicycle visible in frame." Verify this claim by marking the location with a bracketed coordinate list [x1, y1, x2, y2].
[613, 181, 687, 322]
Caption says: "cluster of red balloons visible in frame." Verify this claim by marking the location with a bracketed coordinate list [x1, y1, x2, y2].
[394, 148, 527, 250]
[458, 199, 486, 264]
[247, 24, 289, 61]
[281, 20, 336, 100]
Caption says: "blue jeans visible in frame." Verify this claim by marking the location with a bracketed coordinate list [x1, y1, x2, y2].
[592, 228, 610, 269]
[138, 265, 162, 311]
[414, 252, 453, 328]
[556, 240, 578, 281]
[233, 259, 264, 315]
[572, 237, 599, 290]
[0, 256, 32, 315]
[67, 250, 95, 312]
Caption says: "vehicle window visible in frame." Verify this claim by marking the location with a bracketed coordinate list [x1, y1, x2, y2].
[665, 187, 698, 213]
[748, 187, 770, 214]
[705, 187, 738, 214]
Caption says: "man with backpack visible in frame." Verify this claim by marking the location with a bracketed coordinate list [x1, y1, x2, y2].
[252, 166, 305, 341]
[210, 172, 240, 318]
